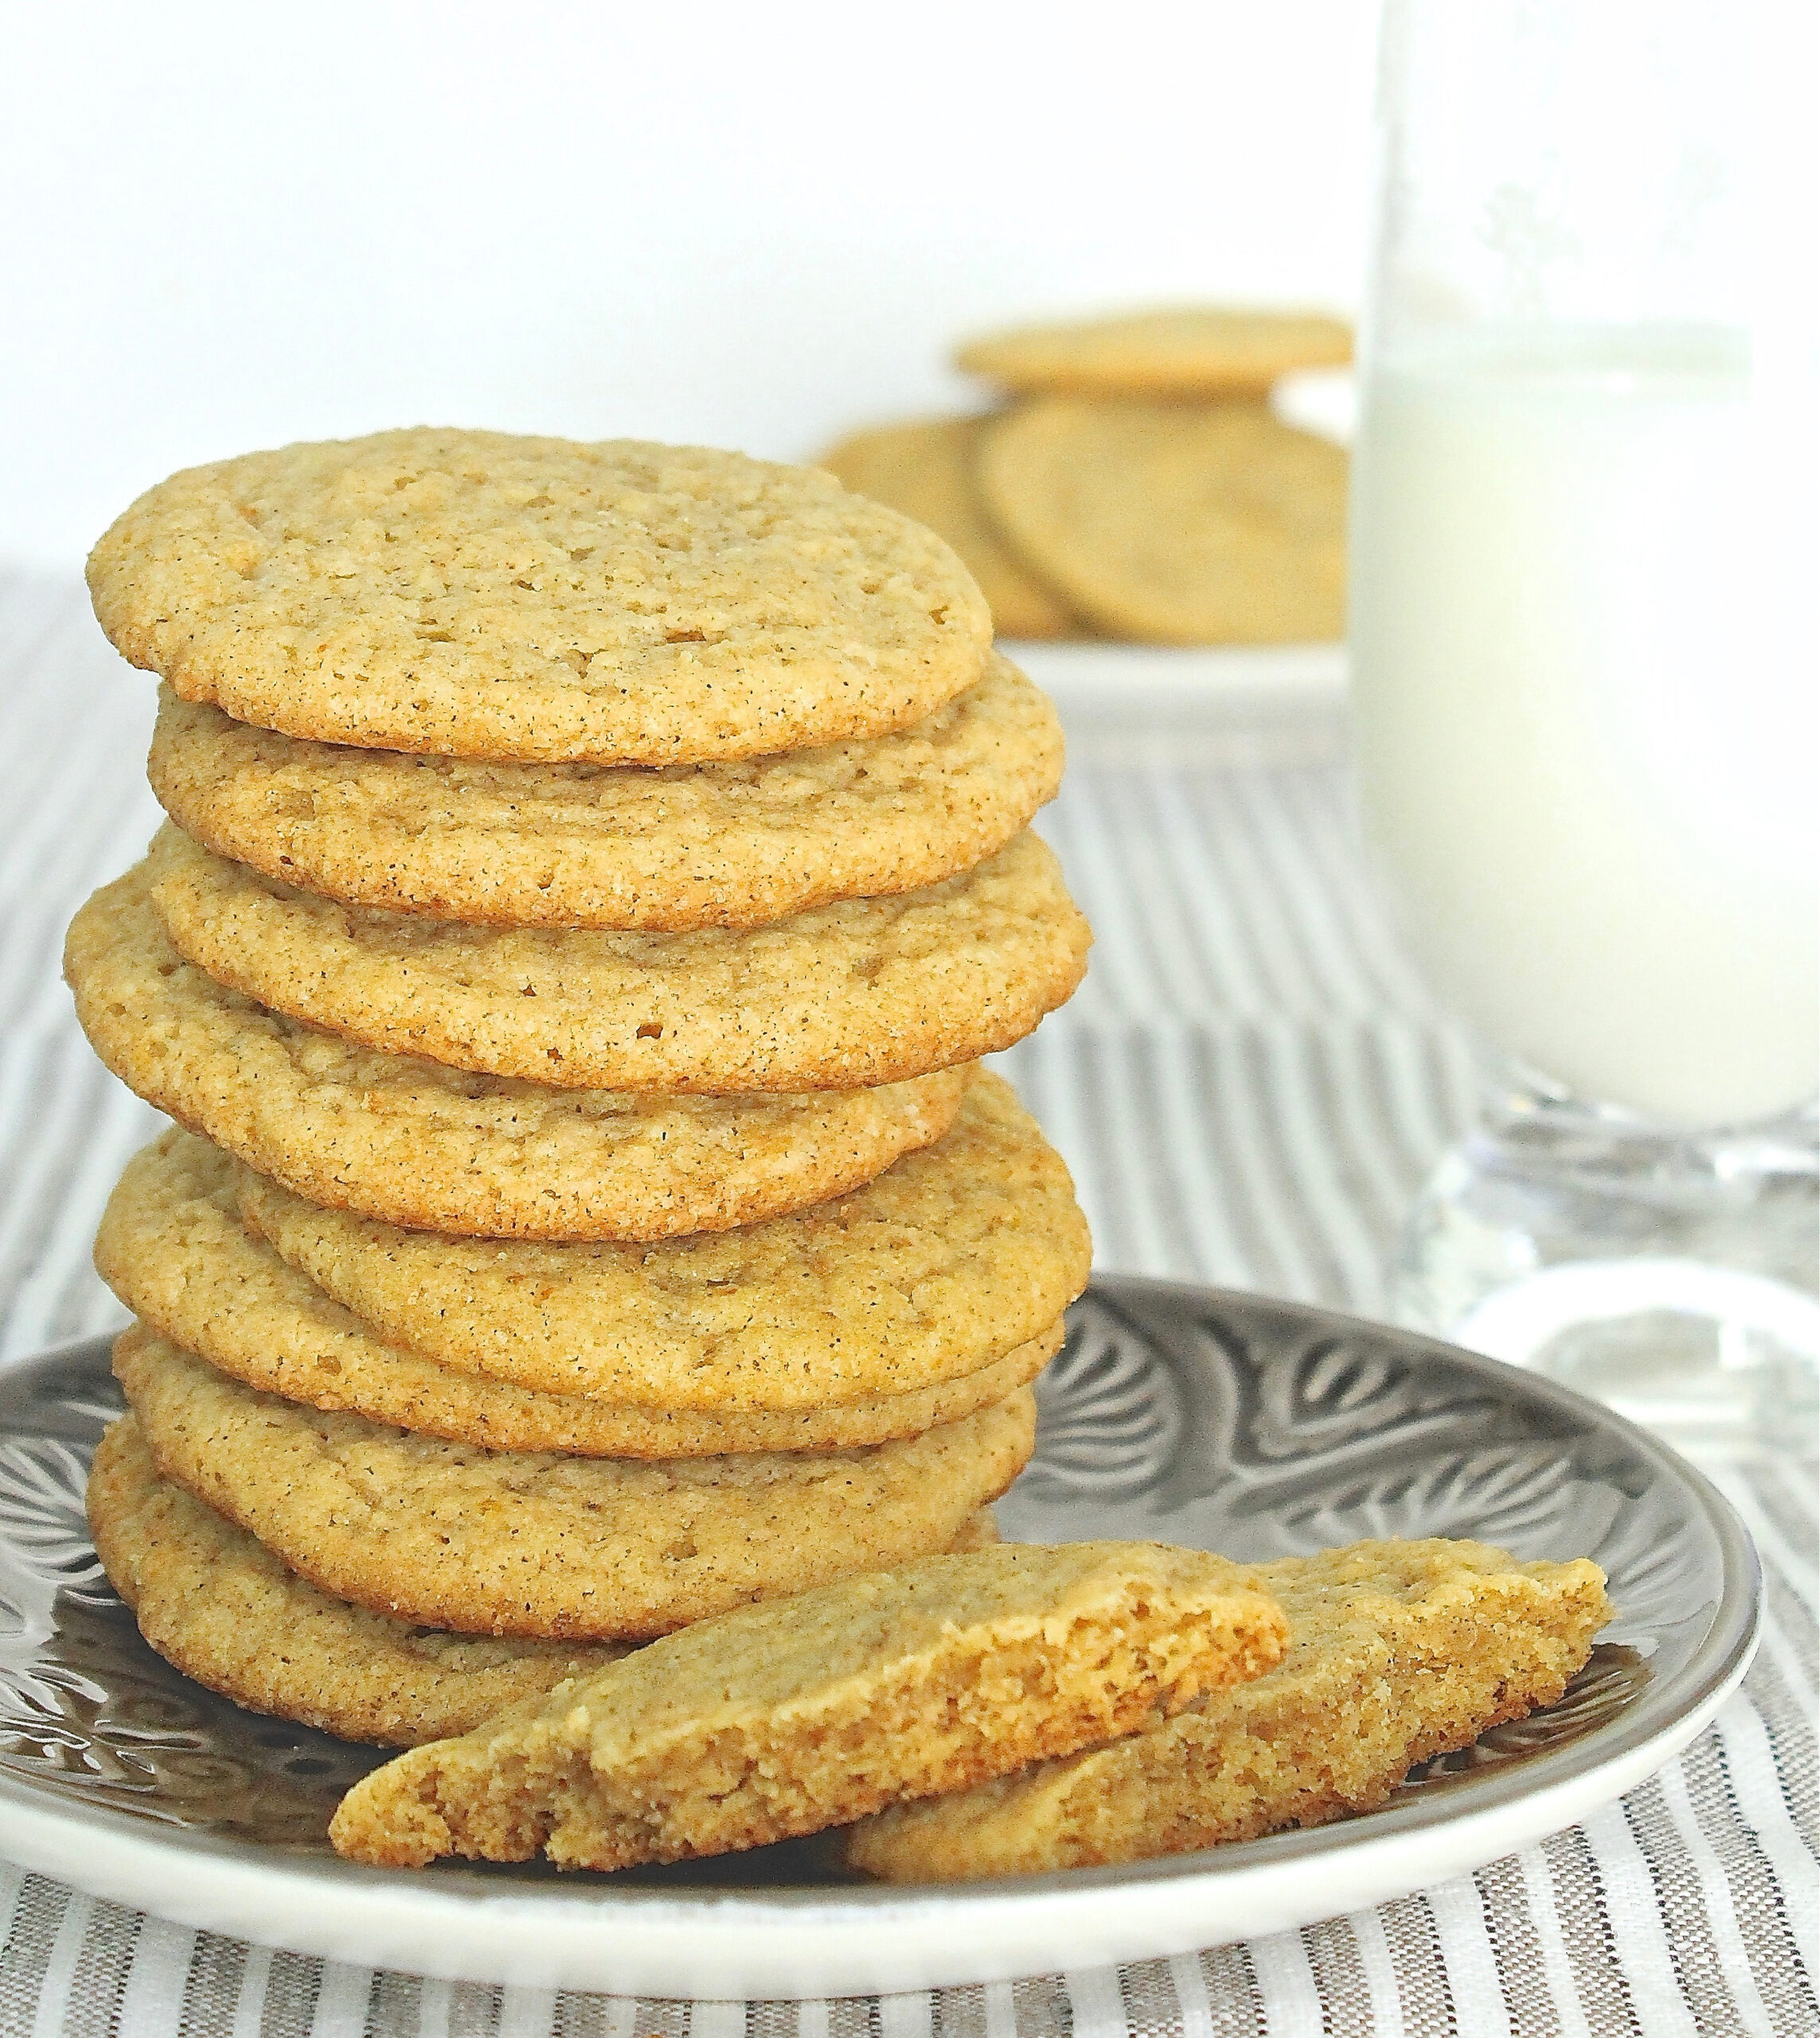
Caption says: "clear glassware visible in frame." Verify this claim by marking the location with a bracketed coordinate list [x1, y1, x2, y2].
[1349, 0, 1819, 1452]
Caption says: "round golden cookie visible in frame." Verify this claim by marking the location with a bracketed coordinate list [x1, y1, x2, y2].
[145, 656, 1064, 931]
[115, 1328, 1037, 1641]
[64, 865, 966, 1240]
[144, 823, 1090, 1094]
[818, 420, 1075, 641]
[233, 1071, 1091, 1413]
[96, 1130, 1064, 1457]
[89, 1417, 629, 1747]
[978, 400, 1347, 645]
[956, 306, 1353, 396]
[87, 429, 993, 764]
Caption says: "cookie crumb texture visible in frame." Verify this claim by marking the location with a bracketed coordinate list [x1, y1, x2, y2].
[326, 1541, 1288, 1868]
[843, 1539, 1611, 1880]
[146, 656, 1063, 930]
[88, 431, 993, 763]
[115, 1329, 1037, 1640]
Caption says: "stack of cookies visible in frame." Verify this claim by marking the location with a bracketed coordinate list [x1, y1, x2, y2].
[67, 429, 1093, 1749]
[822, 305, 1353, 643]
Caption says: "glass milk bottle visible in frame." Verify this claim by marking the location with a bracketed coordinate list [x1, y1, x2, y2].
[1349, 0, 1818, 1446]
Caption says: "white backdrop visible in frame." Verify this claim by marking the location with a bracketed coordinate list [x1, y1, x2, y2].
[0, 1, 1379, 569]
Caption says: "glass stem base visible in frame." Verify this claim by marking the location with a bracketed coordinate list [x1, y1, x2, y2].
[1389, 1081, 1819, 1455]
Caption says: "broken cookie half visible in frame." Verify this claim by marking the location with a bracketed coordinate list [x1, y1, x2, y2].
[843, 1538, 1611, 1881]
[328, 1540, 1288, 1870]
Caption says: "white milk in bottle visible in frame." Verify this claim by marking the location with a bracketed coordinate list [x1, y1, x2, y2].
[1349, 324, 1818, 1127]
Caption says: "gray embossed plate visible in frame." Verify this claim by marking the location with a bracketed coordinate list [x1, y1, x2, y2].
[0, 1278, 1759, 1998]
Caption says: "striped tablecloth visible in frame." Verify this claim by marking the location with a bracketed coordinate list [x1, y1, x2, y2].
[0, 572, 1812, 2037]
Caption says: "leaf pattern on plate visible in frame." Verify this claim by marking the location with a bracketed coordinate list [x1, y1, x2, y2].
[0, 1583, 378, 1844]
[1024, 1295, 1188, 1498]
[0, 1439, 111, 1603]
[1267, 1442, 1617, 1558]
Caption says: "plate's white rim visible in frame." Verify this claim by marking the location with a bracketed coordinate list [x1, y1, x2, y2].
[1002, 642, 1348, 766]
[0, 1642, 1756, 1997]
[0, 1293, 1764, 1998]
[1004, 638, 1347, 706]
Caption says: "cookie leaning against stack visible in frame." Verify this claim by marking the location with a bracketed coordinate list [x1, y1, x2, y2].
[70, 428, 1094, 1747]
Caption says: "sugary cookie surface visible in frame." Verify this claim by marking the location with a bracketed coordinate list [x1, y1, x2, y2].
[89, 1417, 627, 1747]
[88, 429, 992, 763]
[143, 822, 1091, 1094]
[96, 1129, 1063, 1457]
[819, 420, 1075, 640]
[978, 400, 1347, 644]
[65, 865, 969, 1238]
[228, 1072, 1092, 1412]
[147, 654, 1062, 928]
[115, 1329, 1037, 1640]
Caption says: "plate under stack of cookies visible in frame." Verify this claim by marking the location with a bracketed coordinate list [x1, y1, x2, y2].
[65, 429, 1093, 1749]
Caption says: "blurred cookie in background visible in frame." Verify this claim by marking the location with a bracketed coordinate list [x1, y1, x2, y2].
[818, 417, 1076, 641]
[955, 305, 1353, 398]
[819, 305, 1351, 645]
[978, 398, 1348, 645]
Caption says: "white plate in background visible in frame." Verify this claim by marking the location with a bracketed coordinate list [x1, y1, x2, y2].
[1007, 641, 1349, 767]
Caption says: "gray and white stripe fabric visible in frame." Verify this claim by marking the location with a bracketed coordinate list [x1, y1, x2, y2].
[0, 573, 1812, 2036]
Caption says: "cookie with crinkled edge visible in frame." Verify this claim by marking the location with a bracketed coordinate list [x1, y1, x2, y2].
[978, 400, 1347, 645]
[233, 1072, 1091, 1413]
[87, 430, 992, 764]
[843, 1540, 1612, 1881]
[146, 655, 1063, 930]
[144, 823, 1089, 1094]
[96, 1130, 1064, 1456]
[957, 306, 1353, 397]
[818, 420, 1076, 642]
[64, 865, 967, 1239]
[92, 1421, 998, 1745]
[89, 1417, 631, 1746]
[326, 1542, 1289, 1869]
[116, 1329, 1037, 1641]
